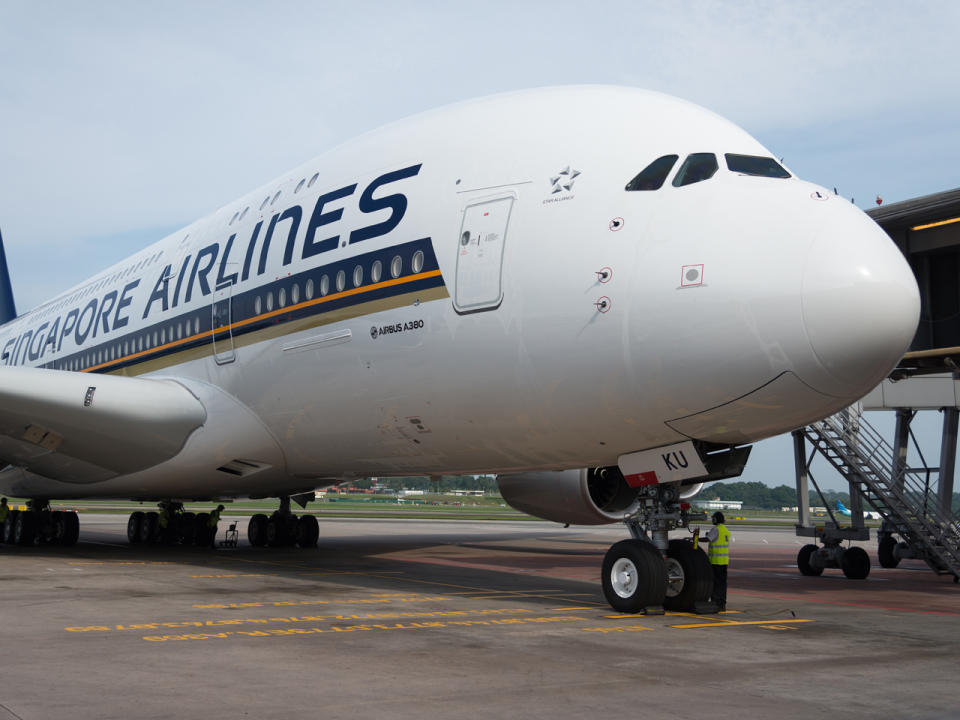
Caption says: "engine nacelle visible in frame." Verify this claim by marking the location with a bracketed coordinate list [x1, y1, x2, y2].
[497, 467, 641, 525]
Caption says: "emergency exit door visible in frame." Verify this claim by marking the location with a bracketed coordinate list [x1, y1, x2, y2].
[212, 281, 235, 364]
[454, 194, 514, 313]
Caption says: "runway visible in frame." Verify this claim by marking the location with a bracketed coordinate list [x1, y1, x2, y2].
[0, 515, 956, 719]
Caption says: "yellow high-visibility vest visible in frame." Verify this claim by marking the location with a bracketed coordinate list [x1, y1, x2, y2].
[0, 505, 8, 522]
[708, 524, 730, 566]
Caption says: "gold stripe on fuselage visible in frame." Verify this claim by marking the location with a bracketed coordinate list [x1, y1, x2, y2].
[78, 270, 448, 377]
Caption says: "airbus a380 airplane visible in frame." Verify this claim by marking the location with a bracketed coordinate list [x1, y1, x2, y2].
[0, 86, 919, 612]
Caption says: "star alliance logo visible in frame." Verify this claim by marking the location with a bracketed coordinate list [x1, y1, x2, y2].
[550, 166, 580, 194]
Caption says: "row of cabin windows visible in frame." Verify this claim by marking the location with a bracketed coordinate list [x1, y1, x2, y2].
[50, 315, 204, 372]
[251, 250, 425, 316]
[46, 246, 428, 370]
[228, 172, 321, 227]
[625, 153, 790, 191]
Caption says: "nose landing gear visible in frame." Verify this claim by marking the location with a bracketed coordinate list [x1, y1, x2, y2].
[600, 483, 716, 614]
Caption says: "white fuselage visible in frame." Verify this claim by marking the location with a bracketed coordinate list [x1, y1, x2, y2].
[0, 86, 920, 500]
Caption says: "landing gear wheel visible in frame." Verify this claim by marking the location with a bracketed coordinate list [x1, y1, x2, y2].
[128, 512, 144, 544]
[841, 546, 871, 579]
[14, 511, 36, 546]
[61, 512, 79, 546]
[51, 512, 67, 544]
[266, 514, 297, 547]
[601, 539, 667, 614]
[37, 511, 55, 543]
[194, 513, 212, 547]
[663, 539, 713, 612]
[248, 514, 268, 547]
[296, 515, 319, 548]
[797, 544, 823, 576]
[179, 512, 196, 545]
[878, 535, 900, 568]
[139, 512, 159, 544]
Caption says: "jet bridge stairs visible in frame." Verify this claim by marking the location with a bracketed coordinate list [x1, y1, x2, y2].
[795, 406, 960, 580]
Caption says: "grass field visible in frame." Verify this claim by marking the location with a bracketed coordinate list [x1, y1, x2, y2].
[0, 494, 879, 527]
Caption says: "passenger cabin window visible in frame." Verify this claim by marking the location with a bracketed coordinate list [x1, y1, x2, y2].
[725, 154, 791, 178]
[625, 155, 678, 191]
[672, 153, 719, 187]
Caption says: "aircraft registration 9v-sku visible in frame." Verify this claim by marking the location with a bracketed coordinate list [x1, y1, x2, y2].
[0, 86, 919, 612]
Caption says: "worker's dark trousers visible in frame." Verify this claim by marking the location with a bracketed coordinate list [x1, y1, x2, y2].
[711, 564, 728, 609]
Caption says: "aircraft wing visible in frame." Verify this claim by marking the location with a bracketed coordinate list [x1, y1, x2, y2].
[0, 367, 206, 483]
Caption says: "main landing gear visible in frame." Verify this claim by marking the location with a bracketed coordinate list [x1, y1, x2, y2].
[126, 501, 212, 546]
[247, 495, 319, 549]
[601, 482, 715, 614]
[1, 500, 79, 547]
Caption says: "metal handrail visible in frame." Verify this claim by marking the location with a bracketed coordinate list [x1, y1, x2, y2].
[806, 407, 960, 575]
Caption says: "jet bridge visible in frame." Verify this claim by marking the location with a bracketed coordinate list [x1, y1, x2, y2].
[792, 188, 960, 580]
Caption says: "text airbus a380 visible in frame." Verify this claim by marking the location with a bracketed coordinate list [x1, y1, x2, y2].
[0, 86, 918, 612]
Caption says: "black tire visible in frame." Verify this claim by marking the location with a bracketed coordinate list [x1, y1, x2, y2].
[5, 510, 19, 544]
[296, 515, 319, 548]
[663, 539, 713, 612]
[128, 512, 144, 544]
[797, 544, 823, 576]
[37, 511, 55, 543]
[61, 512, 79, 546]
[601, 539, 667, 613]
[248, 514, 268, 547]
[194, 513, 212, 546]
[878, 535, 900, 568]
[139, 512, 159, 544]
[51, 511, 67, 544]
[266, 517, 280, 547]
[179, 512, 196, 545]
[841, 546, 871, 579]
[14, 511, 36, 546]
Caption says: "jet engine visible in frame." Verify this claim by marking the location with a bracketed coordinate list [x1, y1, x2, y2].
[497, 467, 642, 525]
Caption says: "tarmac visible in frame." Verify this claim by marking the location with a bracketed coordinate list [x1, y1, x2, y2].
[0, 515, 957, 719]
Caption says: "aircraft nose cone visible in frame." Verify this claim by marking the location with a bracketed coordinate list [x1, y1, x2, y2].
[801, 206, 920, 398]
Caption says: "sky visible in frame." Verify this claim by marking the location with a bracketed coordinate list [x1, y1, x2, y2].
[0, 1, 958, 491]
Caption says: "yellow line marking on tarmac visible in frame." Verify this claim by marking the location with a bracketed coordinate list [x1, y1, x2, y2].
[190, 573, 278, 579]
[549, 607, 598, 612]
[66, 607, 539, 634]
[581, 625, 652, 633]
[669, 619, 813, 629]
[192, 596, 447, 609]
[140, 614, 589, 643]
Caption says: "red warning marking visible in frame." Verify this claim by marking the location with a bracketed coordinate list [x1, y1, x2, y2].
[625, 471, 659, 487]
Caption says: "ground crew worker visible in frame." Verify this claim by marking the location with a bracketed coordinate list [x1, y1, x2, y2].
[0, 498, 8, 543]
[703, 511, 731, 610]
[207, 505, 224, 548]
[158, 504, 173, 544]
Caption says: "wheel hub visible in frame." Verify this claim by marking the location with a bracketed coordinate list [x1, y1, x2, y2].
[610, 557, 639, 598]
[664, 556, 685, 598]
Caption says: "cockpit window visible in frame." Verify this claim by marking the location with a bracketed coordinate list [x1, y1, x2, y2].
[672, 153, 719, 187]
[725, 154, 791, 178]
[625, 155, 678, 191]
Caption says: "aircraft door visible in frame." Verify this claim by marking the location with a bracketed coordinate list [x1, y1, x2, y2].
[454, 194, 514, 313]
[212, 281, 236, 364]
